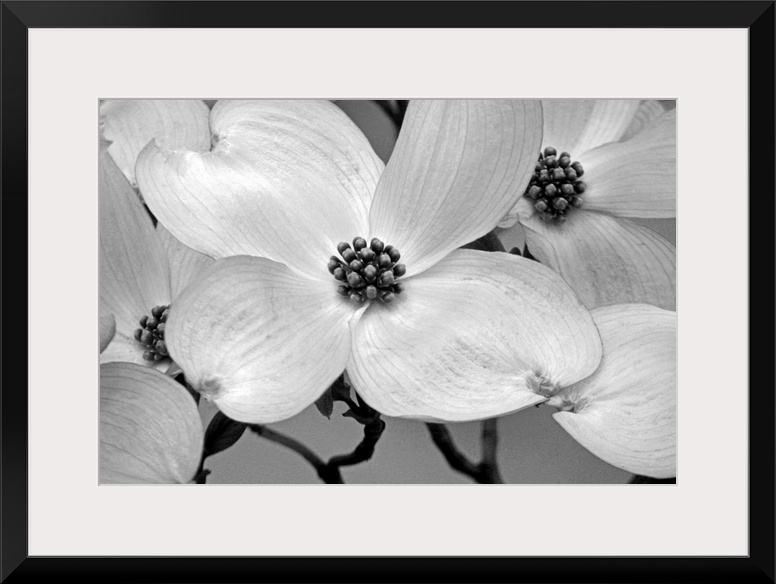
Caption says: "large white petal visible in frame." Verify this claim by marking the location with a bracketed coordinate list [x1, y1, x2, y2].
[347, 250, 602, 422]
[100, 362, 203, 484]
[542, 100, 640, 155]
[368, 100, 542, 277]
[551, 304, 676, 478]
[581, 109, 676, 218]
[521, 209, 676, 310]
[100, 100, 211, 187]
[137, 100, 384, 279]
[166, 255, 359, 423]
[99, 140, 170, 337]
[620, 100, 666, 141]
[156, 224, 214, 299]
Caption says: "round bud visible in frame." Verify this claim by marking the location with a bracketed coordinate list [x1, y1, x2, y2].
[327, 258, 340, 274]
[393, 282, 406, 294]
[544, 184, 558, 197]
[161, 309, 170, 321]
[370, 238, 385, 254]
[538, 170, 550, 183]
[553, 197, 569, 211]
[560, 151, 570, 159]
[544, 146, 557, 158]
[139, 315, 148, 328]
[157, 323, 166, 335]
[349, 259, 364, 272]
[551, 168, 565, 182]
[142, 349, 155, 361]
[349, 291, 364, 303]
[146, 317, 159, 330]
[381, 292, 396, 304]
[360, 247, 375, 263]
[377, 254, 392, 269]
[333, 267, 347, 281]
[570, 196, 584, 208]
[155, 340, 167, 354]
[571, 161, 584, 176]
[154, 352, 165, 361]
[561, 183, 575, 196]
[574, 181, 587, 194]
[558, 156, 571, 169]
[393, 263, 406, 278]
[133, 329, 143, 342]
[341, 248, 357, 263]
[535, 199, 548, 213]
[353, 237, 367, 251]
[378, 271, 395, 287]
[527, 185, 542, 199]
[534, 162, 544, 172]
[337, 242, 351, 254]
[363, 265, 378, 282]
[387, 248, 401, 262]
[140, 329, 153, 344]
[151, 305, 165, 318]
[365, 285, 378, 299]
[337, 285, 350, 296]
[545, 155, 557, 168]
[564, 168, 578, 181]
[347, 272, 364, 287]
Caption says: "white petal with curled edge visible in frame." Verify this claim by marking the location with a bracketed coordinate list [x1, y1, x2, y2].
[551, 304, 676, 478]
[620, 100, 666, 142]
[166, 255, 358, 424]
[99, 142, 171, 337]
[347, 250, 602, 422]
[521, 208, 676, 311]
[137, 100, 384, 279]
[581, 109, 676, 219]
[156, 224, 214, 299]
[99, 314, 116, 354]
[100, 362, 203, 484]
[100, 100, 211, 186]
[368, 100, 542, 278]
[542, 100, 641, 156]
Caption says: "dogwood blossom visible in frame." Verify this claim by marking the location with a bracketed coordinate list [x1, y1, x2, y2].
[134, 100, 604, 423]
[500, 100, 676, 310]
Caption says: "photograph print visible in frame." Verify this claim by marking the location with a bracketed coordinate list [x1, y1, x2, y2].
[99, 99, 676, 485]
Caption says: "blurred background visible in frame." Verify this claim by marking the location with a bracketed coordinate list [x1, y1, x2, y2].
[201, 100, 676, 484]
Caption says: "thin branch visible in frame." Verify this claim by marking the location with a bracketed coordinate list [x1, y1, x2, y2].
[426, 421, 504, 484]
[250, 425, 344, 484]
[327, 417, 385, 470]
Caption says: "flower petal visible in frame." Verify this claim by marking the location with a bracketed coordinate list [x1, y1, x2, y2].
[521, 210, 676, 310]
[551, 304, 676, 478]
[347, 250, 602, 422]
[542, 100, 641, 156]
[99, 141, 170, 337]
[167, 255, 358, 423]
[100, 100, 211, 187]
[99, 314, 116, 354]
[368, 100, 542, 277]
[156, 224, 214, 299]
[100, 362, 203, 484]
[581, 109, 676, 218]
[137, 100, 384, 279]
[620, 100, 666, 142]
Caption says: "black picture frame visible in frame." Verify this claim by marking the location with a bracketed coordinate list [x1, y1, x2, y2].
[2, 2, 773, 582]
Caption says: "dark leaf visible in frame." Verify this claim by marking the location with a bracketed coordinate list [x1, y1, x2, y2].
[314, 387, 334, 419]
[204, 411, 247, 457]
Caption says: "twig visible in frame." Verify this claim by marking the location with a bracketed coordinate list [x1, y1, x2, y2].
[250, 425, 344, 484]
[426, 420, 504, 484]
[327, 417, 385, 470]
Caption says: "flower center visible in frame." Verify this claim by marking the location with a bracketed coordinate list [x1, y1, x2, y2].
[524, 146, 586, 222]
[328, 237, 406, 304]
[133, 305, 170, 361]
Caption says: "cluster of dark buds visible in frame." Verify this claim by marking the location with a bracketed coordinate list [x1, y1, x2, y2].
[329, 237, 406, 304]
[134, 304, 170, 361]
[525, 146, 587, 222]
